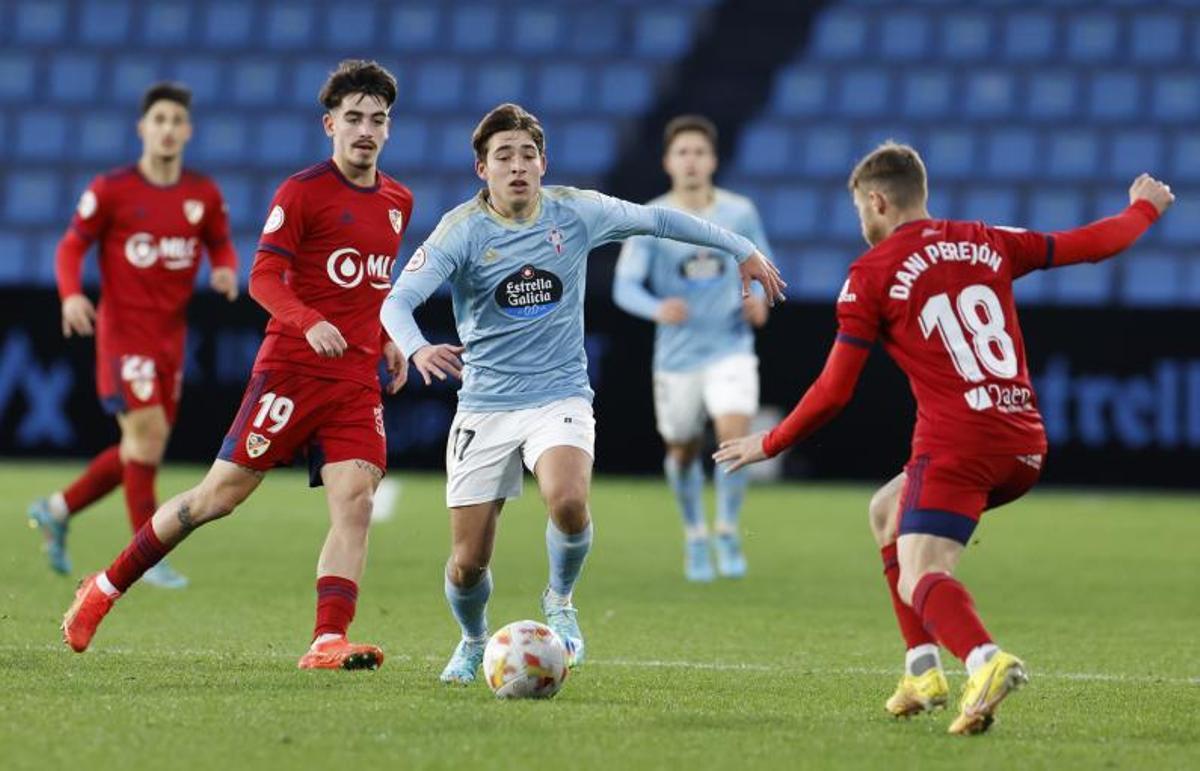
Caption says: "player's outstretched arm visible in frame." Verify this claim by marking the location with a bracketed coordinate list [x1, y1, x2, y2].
[713, 339, 870, 471]
[1048, 174, 1174, 268]
[55, 230, 95, 338]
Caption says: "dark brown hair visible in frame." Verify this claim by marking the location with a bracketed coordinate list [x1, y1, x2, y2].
[319, 59, 398, 110]
[472, 103, 545, 162]
[140, 81, 191, 115]
[847, 141, 928, 209]
[663, 114, 718, 153]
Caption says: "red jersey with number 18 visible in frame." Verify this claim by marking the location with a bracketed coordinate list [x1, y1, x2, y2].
[836, 218, 1052, 457]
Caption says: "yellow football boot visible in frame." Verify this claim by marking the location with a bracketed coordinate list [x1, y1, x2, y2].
[948, 651, 1029, 736]
[885, 668, 950, 717]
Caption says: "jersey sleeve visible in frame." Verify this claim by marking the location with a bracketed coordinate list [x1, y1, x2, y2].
[67, 175, 111, 243]
[986, 225, 1052, 280]
[834, 264, 881, 348]
[381, 212, 468, 357]
[612, 236, 662, 321]
[202, 181, 237, 270]
[739, 200, 771, 298]
[256, 179, 306, 260]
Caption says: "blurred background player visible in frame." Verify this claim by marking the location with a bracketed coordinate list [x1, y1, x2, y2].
[27, 82, 239, 588]
[613, 115, 771, 582]
[382, 103, 785, 685]
[716, 143, 1174, 735]
[61, 60, 412, 670]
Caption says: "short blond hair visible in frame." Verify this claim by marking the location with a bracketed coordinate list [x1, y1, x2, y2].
[847, 141, 928, 209]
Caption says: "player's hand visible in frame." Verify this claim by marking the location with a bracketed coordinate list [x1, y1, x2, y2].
[1129, 173, 1175, 215]
[656, 297, 689, 325]
[412, 343, 465, 386]
[305, 321, 348, 358]
[210, 267, 239, 301]
[742, 295, 769, 328]
[382, 341, 408, 395]
[739, 251, 787, 306]
[713, 430, 769, 472]
[61, 294, 96, 338]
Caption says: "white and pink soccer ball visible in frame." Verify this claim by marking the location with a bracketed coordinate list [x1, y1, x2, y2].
[483, 620, 570, 699]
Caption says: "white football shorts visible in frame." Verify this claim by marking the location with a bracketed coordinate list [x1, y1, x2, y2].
[653, 352, 760, 443]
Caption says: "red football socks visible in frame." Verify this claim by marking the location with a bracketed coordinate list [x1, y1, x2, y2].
[881, 544, 935, 649]
[314, 576, 358, 639]
[106, 523, 172, 592]
[911, 572, 993, 662]
[122, 461, 158, 532]
[63, 445, 123, 515]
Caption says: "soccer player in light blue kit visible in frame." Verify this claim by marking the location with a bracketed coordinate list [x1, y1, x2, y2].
[614, 115, 771, 582]
[381, 104, 786, 684]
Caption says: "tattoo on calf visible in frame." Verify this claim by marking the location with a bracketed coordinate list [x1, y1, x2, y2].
[176, 502, 196, 532]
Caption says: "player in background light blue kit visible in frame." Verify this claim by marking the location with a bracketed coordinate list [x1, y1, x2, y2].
[614, 116, 772, 582]
[381, 104, 786, 685]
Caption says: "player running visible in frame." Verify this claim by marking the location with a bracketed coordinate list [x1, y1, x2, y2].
[61, 60, 413, 670]
[381, 103, 786, 685]
[613, 115, 771, 582]
[715, 142, 1173, 735]
[28, 82, 239, 588]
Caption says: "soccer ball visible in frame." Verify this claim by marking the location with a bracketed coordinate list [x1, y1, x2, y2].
[483, 620, 570, 699]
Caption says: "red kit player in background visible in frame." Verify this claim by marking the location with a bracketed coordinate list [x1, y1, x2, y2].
[28, 82, 239, 589]
[61, 60, 414, 671]
[715, 143, 1174, 735]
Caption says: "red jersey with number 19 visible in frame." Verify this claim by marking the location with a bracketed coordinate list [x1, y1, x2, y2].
[836, 219, 1052, 457]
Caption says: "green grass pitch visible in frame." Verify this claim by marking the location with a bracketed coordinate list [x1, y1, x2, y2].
[2, 462, 1197, 770]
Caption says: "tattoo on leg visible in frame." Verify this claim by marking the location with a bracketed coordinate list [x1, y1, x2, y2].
[354, 460, 384, 483]
[176, 502, 196, 532]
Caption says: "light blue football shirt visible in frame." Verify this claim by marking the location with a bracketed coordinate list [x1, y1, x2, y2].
[613, 188, 771, 373]
[381, 186, 758, 412]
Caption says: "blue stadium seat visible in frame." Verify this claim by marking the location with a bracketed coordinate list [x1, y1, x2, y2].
[1158, 199, 1200, 245]
[926, 130, 976, 180]
[963, 71, 1014, 119]
[402, 178, 446, 232]
[1088, 72, 1140, 122]
[1002, 12, 1055, 61]
[0, 234, 27, 285]
[292, 60, 331, 107]
[171, 58, 222, 105]
[1026, 71, 1077, 122]
[4, 173, 61, 225]
[1172, 135, 1200, 182]
[512, 7, 562, 54]
[767, 187, 821, 239]
[204, 2, 254, 48]
[941, 14, 992, 60]
[634, 9, 693, 59]
[0, 56, 35, 103]
[259, 117, 309, 167]
[801, 128, 852, 178]
[569, 9, 619, 55]
[1130, 14, 1181, 62]
[112, 57, 160, 105]
[142, 2, 192, 46]
[879, 12, 929, 61]
[451, 5, 500, 52]
[558, 122, 616, 174]
[985, 129, 1037, 179]
[599, 65, 653, 116]
[232, 60, 282, 106]
[18, 111, 68, 160]
[536, 65, 587, 114]
[1047, 131, 1099, 181]
[387, 119, 430, 171]
[836, 69, 890, 117]
[961, 188, 1018, 225]
[1153, 76, 1200, 123]
[80, 0, 130, 46]
[1011, 268, 1047, 303]
[1092, 191, 1129, 225]
[452, 179, 481, 208]
[37, 233, 67, 285]
[828, 189, 861, 238]
[389, 6, 440, 51]
[812, 11, 868, 61]
[213, 174, 254, 229]
[733, 124, 789, 177]
[770, 66, 827, 117]
[899, 71, 953, 119]
[1050, 259, 1113, 306]
[861, 127, 916, 153]
[474, 64, 525, 110]
[15, 0, 66, 44]
[1028, 190, 1085, 232]
[325, 6, 377, 48]
[435, 121, 475, 172]
[77, 112, 127, 162]
[1119, 252, 1181, 306]
[265, 3, 316, 50]
[191, 116, 247, 164]
[50, 54, 99, 104]
[1110, 132, 1163, 181]
[793, 247, 853, 301]
[1066, 14, 1118, 62]
[414, 63, 466, 110]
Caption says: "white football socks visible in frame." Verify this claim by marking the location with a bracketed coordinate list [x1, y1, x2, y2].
[96, 572, 120, 597]
[905, 643, 942, 676]
[48, 492, 69, 523]
[965, 643, 999, 676]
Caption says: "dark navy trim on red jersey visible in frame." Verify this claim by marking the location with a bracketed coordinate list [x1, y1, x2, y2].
[102, 165, 138, 181]
[291, 161, 332, 182]
[69, 224, 96, 243]
[257, 242, 296, 260]
[836, 332, 873, 349]
[101, 393, 126, 416]
[326, 159, 381, 193]
[899, 508, 979, 545]
[1045, 235, 1056, 268]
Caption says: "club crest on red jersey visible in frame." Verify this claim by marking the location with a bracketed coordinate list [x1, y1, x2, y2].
[246, 432, 271, 458]
[263, 205, 285, 234]
[183, 199, 205, 225]
[389, 209, 404, 234]
[77, 190, 98, 220]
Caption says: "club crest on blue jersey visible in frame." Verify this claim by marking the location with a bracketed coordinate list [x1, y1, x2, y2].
[547, 226, 565, 255]
[679, 249, 725, 283]
[494, 264, 563, 319]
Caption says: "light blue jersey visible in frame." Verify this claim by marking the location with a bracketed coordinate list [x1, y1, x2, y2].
[381, 186, 758, 412]
[613, 188, 771, 373]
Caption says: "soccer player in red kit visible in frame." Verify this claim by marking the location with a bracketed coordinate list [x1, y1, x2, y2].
[28, 82, 239, 588]
[715, 143, 1174, 735]
[61, 60, 414, 671]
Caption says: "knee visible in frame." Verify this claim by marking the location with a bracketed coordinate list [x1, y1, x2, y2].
[122, 423, 169, 464]
[897, 569, 924, 607]
[545, 487, 589, 530]
[868, 490, 897, 546]
[665, 442, 700, 467]
[447, 553, 489, 588]
[330, 486, 374, 530]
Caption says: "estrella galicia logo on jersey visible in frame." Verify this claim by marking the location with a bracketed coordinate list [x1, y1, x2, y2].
[679, 249, 724, 283]
[183, 199, 204, 225]
[326, 247, 395, 290]
[494, 265, 563, 320]
[124, 233, 199, 270]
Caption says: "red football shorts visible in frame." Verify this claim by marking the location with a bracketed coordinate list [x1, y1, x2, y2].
[96, 345, 183, 424]
[895, 452, 1044, 544]
[217, 370, 386, 486]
